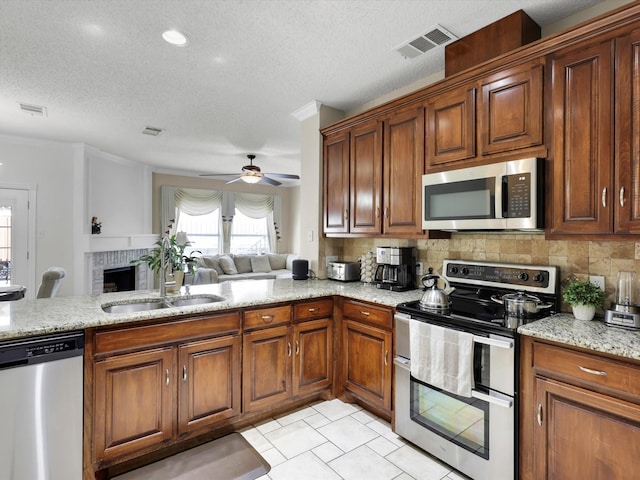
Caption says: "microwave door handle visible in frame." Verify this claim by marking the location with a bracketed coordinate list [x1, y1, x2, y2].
[499, 174, 508, 219]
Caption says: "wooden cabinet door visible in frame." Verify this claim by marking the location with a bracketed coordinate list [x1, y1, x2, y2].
[549, 38, 614, 235]
[534, 377, 640, 479]
[293, 318, 333, 396]
[323, 130, 350, 233]
[242, 325, 291, 411]
[343, 319, 392, 411]
[615, 28, 640, 233]
[425, 86, 476, 169]
[383, 106, 425, 235]
[177, 335, 241, 435]
[479, 63, 543, 155]
[350, 119, 383, 234]
[94, 347, 175, 462]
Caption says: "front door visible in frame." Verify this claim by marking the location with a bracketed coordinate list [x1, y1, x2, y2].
[0, 188, 31, 295]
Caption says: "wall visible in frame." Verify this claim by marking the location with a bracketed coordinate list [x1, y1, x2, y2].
[151, 172, 298, 254]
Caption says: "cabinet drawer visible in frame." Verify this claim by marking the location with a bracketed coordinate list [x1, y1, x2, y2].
[342, 300, 392, 329]
[294, 298, 333, 320]
[244, 305, 291, 329]
[533, 342, 640, 398]
[95, 312, 241, 355]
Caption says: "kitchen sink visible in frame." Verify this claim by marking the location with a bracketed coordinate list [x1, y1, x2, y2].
[102, 300, 170, 313]
[168, 295, 225, 307]
[102, 295, 225, 313]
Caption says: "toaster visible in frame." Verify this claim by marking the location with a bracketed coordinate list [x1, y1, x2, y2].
[327, 261, 360, 282]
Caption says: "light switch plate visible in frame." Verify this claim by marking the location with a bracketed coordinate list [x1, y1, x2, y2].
[589, 275, 605, 291]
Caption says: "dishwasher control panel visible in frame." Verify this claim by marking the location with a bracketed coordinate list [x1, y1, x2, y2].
[0, 331, 84, 369]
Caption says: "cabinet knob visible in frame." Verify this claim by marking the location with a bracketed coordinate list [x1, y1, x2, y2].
[602, 187, 607, 208]
[165, 368, 170, 387]
[287, 342, 292, 357]
[360, 310, 370, 316]
[308, 307, 319, 313]
[182, 365, 187, 382]
[261, 314, 274, 323]
[620, 186, 626, 207]
[384, 350, 388, 367]
[295, 340, 300, 356]
[537, 403, 543, 426]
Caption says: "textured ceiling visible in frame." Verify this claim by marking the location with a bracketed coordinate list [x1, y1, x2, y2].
[0, 0, 602, 184]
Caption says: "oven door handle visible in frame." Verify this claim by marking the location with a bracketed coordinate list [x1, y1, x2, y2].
[473, 335, 513, 349]
[471, 389, 513, 409]
[394, 356, 411, 371]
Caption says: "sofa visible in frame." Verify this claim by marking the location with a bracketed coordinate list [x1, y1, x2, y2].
[192, 253, 299, 284]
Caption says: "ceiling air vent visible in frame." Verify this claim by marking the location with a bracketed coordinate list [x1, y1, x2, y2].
[394, 25, 457, 59]
[19, 103, 47, 117]
[142, 126, 164, 136]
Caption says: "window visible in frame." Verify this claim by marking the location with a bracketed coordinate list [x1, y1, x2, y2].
[176, 209, 220, 256]
[0, 206, 10, 284]
[230, 210, 270, 254]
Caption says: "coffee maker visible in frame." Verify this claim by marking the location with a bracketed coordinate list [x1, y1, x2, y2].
[374, 247, 416, 291]
[605, 270, 640, 329]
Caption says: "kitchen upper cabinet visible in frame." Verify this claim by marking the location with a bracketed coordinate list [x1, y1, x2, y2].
[425, 85, 476, 170]
[520, 336, 640, 479]
[342, 300, 393, 416]
[479, 62, 543, 155]
[382, 106, 425, 235]
[323, 130, 350, 234]
[350, 120, 383, 234]
[549, 37, 614, 235]
[614, 28, 640, 234]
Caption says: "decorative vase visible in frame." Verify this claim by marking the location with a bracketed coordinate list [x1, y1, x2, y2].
[572, 304, 596, 321]
[166, 270, 184, 293]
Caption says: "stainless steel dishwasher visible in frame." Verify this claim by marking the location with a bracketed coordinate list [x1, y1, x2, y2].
[0, 331, 84, 480]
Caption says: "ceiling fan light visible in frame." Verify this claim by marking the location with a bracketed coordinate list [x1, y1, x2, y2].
[241, 173, 262, 184]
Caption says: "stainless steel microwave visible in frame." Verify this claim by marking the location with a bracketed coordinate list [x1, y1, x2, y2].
[422, 157, 544, 231]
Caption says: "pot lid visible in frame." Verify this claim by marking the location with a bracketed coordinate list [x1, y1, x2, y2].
[501, 291, 542, 303]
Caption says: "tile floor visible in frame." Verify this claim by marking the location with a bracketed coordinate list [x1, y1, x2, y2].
[240, 399, 470, 480]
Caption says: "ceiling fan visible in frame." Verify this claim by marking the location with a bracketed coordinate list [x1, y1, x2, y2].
[199, 154, 300, 186]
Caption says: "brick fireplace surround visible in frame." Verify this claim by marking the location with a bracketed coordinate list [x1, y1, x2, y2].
[90, 249, 150, 295]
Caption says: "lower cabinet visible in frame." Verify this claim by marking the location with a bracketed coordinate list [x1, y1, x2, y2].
[242, 301, 334, 412]
[342, 300, 393, 414]
[91, 313, 242, 465]
[520, 336, 640, 479]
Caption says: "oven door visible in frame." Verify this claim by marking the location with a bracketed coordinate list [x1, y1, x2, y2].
[393, 314, 516, 480]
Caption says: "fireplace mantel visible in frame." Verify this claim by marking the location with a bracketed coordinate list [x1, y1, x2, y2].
[83, 234, 158, 253]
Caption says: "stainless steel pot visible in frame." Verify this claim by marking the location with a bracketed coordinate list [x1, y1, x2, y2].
[491, 291, 553, 326]
[419, 273, 452, 312]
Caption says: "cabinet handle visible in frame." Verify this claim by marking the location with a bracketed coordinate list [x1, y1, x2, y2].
[287, 342, 292, 357]
[295, 340, 300, 355]
[261, 314, 274, 323]
[344, 209, 349, 220]
[384, 207, 389, 218]
[376, 207, 380, 218]
[620, 187, 626, 207]
[360, 310, 370, 316]
[602, 187, 607, 208]
[165, 368, 170, 387]
[384, 350, 388, 367]
[308, 307, 319, 313]
[537, 403, 543, 426]
[182, 365, 187, 382]
[578, 365, 607, 376]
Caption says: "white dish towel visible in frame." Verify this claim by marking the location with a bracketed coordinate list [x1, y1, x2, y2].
[409, 320, 474, 397]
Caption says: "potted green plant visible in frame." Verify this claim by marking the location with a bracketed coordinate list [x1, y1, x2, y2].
[131, 234, 199, 291]
[563, 280, 606, 320]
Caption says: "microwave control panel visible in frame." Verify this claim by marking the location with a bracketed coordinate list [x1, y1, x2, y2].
[502, 172, 531, 218]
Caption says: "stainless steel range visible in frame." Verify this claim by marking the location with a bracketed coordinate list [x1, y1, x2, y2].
[394, 259, 559, 480]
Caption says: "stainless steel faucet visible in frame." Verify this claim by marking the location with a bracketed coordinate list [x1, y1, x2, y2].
[159, 235, 172, 297]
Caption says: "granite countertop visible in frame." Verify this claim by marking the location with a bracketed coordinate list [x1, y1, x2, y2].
[518, 313, 640, 362]
[0, 279, 424, 342]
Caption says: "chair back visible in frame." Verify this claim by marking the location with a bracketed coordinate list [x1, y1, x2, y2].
[37, 267, 66, 298]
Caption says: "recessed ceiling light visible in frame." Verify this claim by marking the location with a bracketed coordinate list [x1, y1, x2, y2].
[162, 29, 189, 46]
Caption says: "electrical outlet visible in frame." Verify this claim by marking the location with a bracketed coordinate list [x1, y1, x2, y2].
[326, 255, 338, 267]
[416, 262, 424, 276]
[590, 275, 605, 292]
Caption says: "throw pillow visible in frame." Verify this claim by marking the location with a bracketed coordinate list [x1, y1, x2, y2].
[233, 255, 252, 274]
[251, 255, 272, 273]
[267, 253, 288, 270]
[199, 255, 224, 275]
[218, 255, 238, 275]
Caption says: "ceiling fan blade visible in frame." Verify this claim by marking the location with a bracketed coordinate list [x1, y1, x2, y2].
[263, 173, 300, 179]
[225, 177, 244, 184]
[261, 176, 282, 186]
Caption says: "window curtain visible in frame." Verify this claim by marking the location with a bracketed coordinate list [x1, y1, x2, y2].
[234, 193, 279, 252]
[221, 192, 235, 254]
[160, 186, 177, 236]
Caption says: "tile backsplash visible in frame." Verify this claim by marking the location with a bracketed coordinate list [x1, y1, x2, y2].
[328, 233, 640, 312]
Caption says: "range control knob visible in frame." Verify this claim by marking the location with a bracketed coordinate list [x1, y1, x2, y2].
[449, 266, 459, 274]
[461, 267, 469, 276]
[518, 272, 529, 281]
[533, 273, 544, 283]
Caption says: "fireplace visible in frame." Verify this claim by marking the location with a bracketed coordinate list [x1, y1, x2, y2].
[90, 249, 150, 295]
[103, 266, 135, 293]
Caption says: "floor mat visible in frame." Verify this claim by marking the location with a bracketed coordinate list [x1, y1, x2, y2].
[112, 433, 271, 480]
